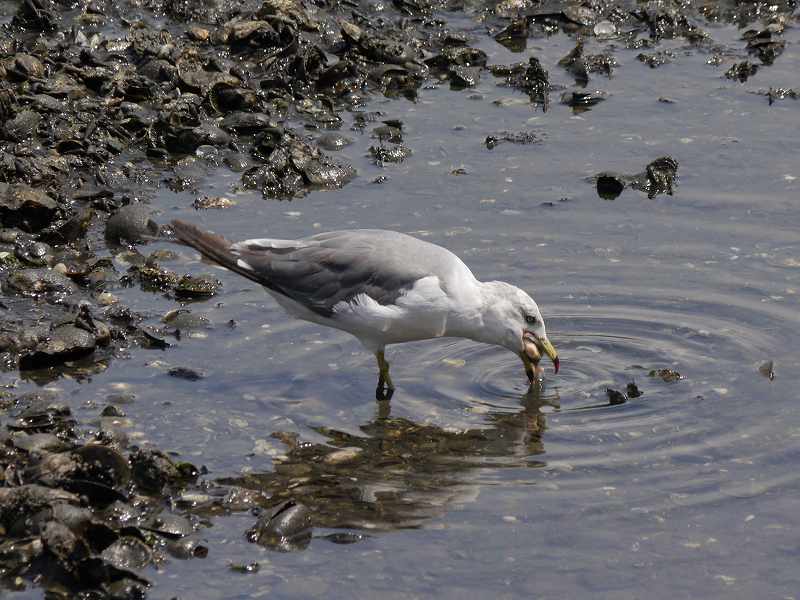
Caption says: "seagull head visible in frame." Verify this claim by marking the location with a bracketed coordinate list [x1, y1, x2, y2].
[482, 282, 559, 383]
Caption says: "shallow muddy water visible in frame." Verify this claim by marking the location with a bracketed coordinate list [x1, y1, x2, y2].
[5, 3, 800, 599]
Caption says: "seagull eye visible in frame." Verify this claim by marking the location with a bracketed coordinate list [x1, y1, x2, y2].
[525, 314, 538, 325]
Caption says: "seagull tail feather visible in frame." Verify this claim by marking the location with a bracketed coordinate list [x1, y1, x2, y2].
[170, 219, 269, 286]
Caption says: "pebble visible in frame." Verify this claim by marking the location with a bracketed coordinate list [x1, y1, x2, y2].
[323, 447, 363, 465]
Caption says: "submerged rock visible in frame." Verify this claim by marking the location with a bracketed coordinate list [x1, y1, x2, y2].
[626, 382, 643, 398]
[560, 90, 606, 111]
[606, 388, 627, 405]
[594, 156, 678, 199]
[494, 18, 529, 52]
[174, 274, 221, 298]
[744, 29, 785, 65]
[369, 144, 412, 165]
[637, 50, 674, 68]
[725, 61, 758, 83]
[649, 368, 683, 382]
[485, 130, 543, 150]
[491, 57, 551, 109]
[596, 173, 626, 200]
[449, 66, 481, 89]
[558, 42, 615, 85]
[247, 500, 312, 552]
[639, 156, 679, 198]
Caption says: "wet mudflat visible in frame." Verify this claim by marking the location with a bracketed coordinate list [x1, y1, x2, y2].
[2, 0, 800, 598]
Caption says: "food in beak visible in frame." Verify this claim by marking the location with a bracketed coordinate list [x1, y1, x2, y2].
[522, 333, 559, 376]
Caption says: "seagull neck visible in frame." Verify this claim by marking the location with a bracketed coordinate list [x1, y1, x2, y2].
[444, 280, 504, 344]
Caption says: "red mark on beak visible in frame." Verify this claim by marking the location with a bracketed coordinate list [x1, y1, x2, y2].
[553, 356, 560, 374]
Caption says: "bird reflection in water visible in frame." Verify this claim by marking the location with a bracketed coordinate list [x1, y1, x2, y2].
[221, 383, 560, 539]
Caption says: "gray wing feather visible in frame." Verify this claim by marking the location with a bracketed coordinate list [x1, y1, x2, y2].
[232, 230, 458, 316]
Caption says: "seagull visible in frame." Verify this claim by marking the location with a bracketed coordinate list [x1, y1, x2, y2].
[170, 220, 559, 399]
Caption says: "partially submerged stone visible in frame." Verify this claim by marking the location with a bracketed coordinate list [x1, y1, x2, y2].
[105, 204, 160, 244]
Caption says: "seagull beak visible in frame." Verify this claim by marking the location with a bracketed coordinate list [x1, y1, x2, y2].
[522, 332, 560, 378]
[540, 337, 560, 374]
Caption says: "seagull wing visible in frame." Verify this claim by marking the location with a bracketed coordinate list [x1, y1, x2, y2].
[171, 221, 469, 317]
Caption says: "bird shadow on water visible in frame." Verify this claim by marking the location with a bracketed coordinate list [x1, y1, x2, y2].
[218, 384, 560, 541]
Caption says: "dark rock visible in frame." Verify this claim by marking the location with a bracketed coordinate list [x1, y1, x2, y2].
[105, 204, 160, 244]
[725, 61, 758, 83]
[560, 90, 606, 111]
[759, 87, 798, 106]
[73, 556, 149, 589]
[648, 368, 683, 382]
[165, 537, 208, 559]
[3, 268, 77, 298]
[74, 445, 131, 488]
[492, 57, 550, 109]
[641, 156, 679, 199]
[220, 112, 273, 134]
[369, 144, 412, 165]
[38, 207, 94, 245]
[0, 537, 45, 573]
[606, 388, 627, 405]
[559, 42, 615, 85]
[372, 124, 403, 144]
[596, 174, 625, 199]
[637, 50, 674, 68]
[302, 159, 356, 189]
[744, 29, 785, 65]
[632, 6, 706, 42]
[130, 449, 183, 494]
[494, 18, 529, 52]
[42, 520, 79, 560]
[13, 0, 59, 31]
[0, 485, 80, 533]
[14, 239, 51, 267]
[10, 431, 72, 452]
[322, 532, 369, 544]
[3, 109, 41, 141]
[247, 500, 312, 552]
[100, 404, 125, 417]
[174, 274, 221, 298]
[230, 562, 260, 573]
[19, 325, 96, 370]
[317, 133, 353, 151]
[485, 130, 542, 150]
[594, 157, 678, 199]
[0, 85, 15, 123]
[192, 196, 236, 210]
[101, 536, 152, 570]
[143, 513, 194, 539]
[168, 367, 204, 381]
[449, 66, 481, 89]
[626, 382, 643, 398]
[12, 54, 45, 79]
[427, 46, 488, 69]
[0, 184, 61, 232]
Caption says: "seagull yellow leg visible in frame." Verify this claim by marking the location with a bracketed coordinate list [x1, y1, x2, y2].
[375, 350, 394, 400]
